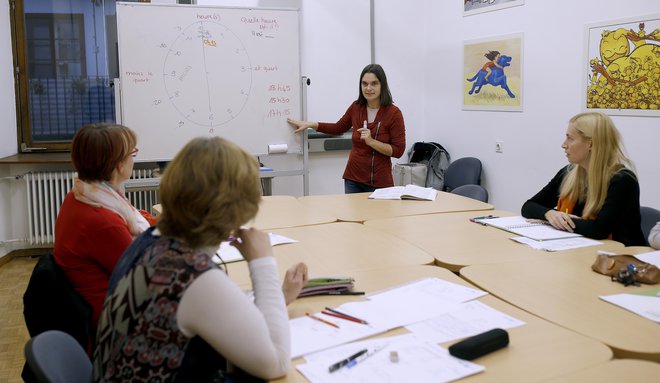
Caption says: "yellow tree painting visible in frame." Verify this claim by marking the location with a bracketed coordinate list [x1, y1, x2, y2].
[585, 14, 660, 116]
[463, 33, 523, 111]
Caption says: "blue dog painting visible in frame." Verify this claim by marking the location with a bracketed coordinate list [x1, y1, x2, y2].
[466, 54, 516, 98]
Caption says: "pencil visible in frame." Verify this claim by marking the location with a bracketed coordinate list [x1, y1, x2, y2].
[323, 307, 369, 325]
[306, 312, 339, 328]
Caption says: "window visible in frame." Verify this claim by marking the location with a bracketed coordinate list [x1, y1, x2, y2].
[11, 0, 118, 151]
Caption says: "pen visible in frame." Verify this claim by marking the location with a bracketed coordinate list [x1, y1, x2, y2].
[323, 307, 369, 325]
[471, 215, 495, 220]
[346, 346, 386, 369]
[306, 313, 339, 329]
[328, 349, 368, 373]
[325, 291, 365, 296]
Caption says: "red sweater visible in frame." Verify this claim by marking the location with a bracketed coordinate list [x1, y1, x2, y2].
[317, 102, 406, 187]
[53, 192, 133, 329]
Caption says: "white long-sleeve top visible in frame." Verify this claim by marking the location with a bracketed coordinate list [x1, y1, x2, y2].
[649, 221, 660, 249]
[177, 256, 290, 380]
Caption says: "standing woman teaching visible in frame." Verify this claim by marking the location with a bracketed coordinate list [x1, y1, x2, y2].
[288, 64, 406, 193]
[521, 112, 645, 246]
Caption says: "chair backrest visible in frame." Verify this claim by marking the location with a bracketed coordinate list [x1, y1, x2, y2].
[443, 157, 482, 192]
[640, 206, 660, 246]
[450, 184, 489, 203]
[24, 330, 92, 383]
[23, 254, 93, 350]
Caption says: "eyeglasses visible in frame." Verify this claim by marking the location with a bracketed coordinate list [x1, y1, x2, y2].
[129, 148, 139, 157]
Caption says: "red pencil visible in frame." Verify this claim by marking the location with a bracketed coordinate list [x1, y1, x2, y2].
[306, 312, 340, 328]
[323, 307, 369, 325]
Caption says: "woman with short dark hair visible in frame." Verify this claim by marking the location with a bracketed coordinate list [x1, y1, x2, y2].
[54, 123, 150, 331]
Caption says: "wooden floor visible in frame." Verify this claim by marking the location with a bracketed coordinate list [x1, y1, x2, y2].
[0, 256, 38, 383]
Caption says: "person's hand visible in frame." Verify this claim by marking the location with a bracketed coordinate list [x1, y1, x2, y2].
[544, 210, 577, 232]
[282, 262, 308, 305]
[230, 227, 273, 262]
[287, 118, 317, 134]
[357, 127, 372, 143]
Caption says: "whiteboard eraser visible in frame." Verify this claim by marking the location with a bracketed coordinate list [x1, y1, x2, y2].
[268, 144, 288, 154]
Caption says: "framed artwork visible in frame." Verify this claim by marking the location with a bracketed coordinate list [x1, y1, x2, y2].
[584, 14, 660, 116]
[463, 33, 523, 112]
[464, 0, 524, 17]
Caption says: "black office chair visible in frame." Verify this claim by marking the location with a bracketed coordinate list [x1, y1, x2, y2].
[640, 206, 660, 246]
[443, 157, 482, 192]
[451, 184, 489, 203]
[24, 330, 92, 383]
[22, 253, 93, 382]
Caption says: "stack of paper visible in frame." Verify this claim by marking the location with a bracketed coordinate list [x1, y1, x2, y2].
[473, 215, 581, 241]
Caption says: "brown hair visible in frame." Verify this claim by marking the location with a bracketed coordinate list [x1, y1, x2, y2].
[71, 123, 136, 182]
[156, 137, 262, 249]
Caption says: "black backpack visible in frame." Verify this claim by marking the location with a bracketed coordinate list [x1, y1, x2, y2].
[408, 142, 451, 191]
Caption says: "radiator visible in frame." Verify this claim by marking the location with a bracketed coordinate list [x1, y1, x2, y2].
[24, 170, 159, 246]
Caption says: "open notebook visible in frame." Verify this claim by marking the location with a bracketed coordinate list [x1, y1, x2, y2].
[474, 215, 582, 241]
[368, 185, 437, 201]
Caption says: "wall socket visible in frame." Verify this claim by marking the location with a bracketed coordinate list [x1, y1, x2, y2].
[495, 141, 503, 153]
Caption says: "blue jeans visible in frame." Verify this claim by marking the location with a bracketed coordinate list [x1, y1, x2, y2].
[344, 179, 377, 194]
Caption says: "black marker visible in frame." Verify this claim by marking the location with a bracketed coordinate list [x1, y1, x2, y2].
[328, 349, 368, 373]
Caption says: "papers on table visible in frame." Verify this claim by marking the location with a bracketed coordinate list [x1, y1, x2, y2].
[510, 236, 602, 251]
[405, 300, 526, 343]
[212, 232, 297, 264]
[368, 185, 437, 201]
[296, 334, 485, 383]
[290, 278, 488, 358]
[599, 289, 660, 323]
[474, 215, 581, 241]
[631, 250, 660, 268]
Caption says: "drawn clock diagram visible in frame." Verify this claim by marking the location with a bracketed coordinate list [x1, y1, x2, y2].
[162, 21, 252, 127]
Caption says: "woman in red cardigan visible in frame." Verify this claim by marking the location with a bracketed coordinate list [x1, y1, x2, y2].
[53, 123, 152, 331]
[288, 64, 406, 193]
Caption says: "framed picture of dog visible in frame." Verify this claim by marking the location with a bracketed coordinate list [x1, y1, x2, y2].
[583, 14, 660, 117]
[463, 33, 523, 112]
[464, 0, 524, 17]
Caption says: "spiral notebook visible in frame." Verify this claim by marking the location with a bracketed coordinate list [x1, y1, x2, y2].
[474, 215, 582, 241]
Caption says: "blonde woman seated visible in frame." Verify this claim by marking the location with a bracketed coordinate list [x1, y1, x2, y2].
[93, 137, 306, 382]
[522, 112, 645, 246]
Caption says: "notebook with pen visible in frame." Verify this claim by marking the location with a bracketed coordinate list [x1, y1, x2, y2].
[473, 215, 582, 241]
[298, 277, 359, 297]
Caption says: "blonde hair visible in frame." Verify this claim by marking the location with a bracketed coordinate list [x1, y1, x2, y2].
[156, 137, 261, 249]
[559, 112, 635, 218]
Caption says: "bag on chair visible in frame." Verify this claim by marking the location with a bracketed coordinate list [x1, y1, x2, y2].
[407, 142, 451, 190]
[393, 163, 427, 187]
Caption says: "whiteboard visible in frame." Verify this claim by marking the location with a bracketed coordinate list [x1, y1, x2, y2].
[116, 2, 301, 161]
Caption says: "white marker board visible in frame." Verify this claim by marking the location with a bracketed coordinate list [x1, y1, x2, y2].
[116, 2, 301, 161]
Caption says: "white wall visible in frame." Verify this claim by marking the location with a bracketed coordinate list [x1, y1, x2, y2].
[418, 0, 659, 212]
[1, 0, 659, 258]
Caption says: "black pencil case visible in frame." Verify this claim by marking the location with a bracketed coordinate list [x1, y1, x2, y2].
[448, 328, 509, 360]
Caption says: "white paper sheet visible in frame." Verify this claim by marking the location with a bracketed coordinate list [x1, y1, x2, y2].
[290, 278, 487, 358]
[510, 236, 602, 251]
[212, 232, 298, 263]
[405, 300, 526, 343]
[367, 277, 487, 304]
[632, 250, 660, 268]
[296, 334, 485, 383]
[599, 289, 660, 323]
